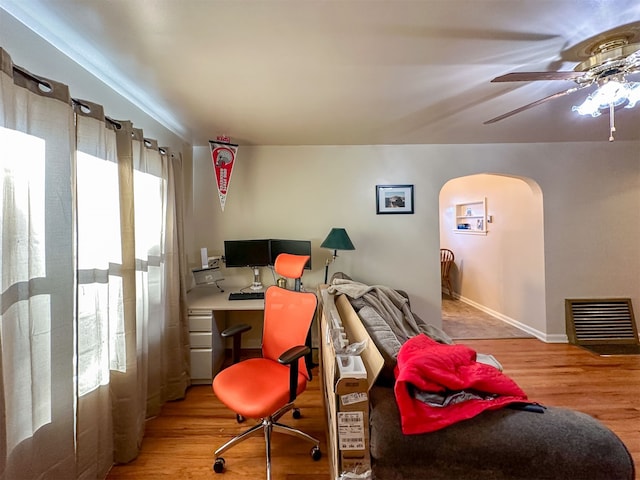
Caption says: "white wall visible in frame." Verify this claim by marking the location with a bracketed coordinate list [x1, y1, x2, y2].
[0, 10, 187, 153]
[191, 142, 640, 340]
[440, 174, 546, 337]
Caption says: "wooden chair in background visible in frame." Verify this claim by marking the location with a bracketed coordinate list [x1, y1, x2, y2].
[440, 248, 454, 296]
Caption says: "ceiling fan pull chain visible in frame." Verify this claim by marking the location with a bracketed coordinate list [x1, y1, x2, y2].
[608, 103, 616, 142]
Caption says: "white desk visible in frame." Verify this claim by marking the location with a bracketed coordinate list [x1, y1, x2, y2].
[187, 286, 265, 311]
[187, 286, 265, 384]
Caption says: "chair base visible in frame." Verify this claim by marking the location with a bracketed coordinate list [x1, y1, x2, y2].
[214, 404, 321, 480]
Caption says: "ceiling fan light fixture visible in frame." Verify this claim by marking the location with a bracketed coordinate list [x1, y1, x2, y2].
[623, 82, 640, 108]
[572, 78, 636, 117]
[572, 95, 602, 117]
[595, 79, 627, 105]
[570, 77, 640, 142]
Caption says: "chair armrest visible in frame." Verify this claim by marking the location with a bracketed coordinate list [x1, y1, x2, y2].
[221, 323, 252, 337]
[278, 345, 310, 365]
[278, 345, 311, 403]
[221, 323, 252, 365]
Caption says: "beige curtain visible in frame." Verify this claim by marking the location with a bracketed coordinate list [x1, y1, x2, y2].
[110, 124, 190, 462]
[74, 99, 119, 479]
[110, 121, 148, 464]
[0, 49, 76, 479]
[153, 143, 190, 413]
[163, 146, 191, 403]
[0, 46, 190, 478]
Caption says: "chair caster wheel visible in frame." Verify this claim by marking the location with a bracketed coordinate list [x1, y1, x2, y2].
[213, 457, 225, 473]
[310, 446, 321, 461]
[292, 408, 301, 419]
[236, 414, 245, 423]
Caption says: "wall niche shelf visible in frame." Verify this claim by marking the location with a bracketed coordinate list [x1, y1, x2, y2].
[454, 198, 487, 235]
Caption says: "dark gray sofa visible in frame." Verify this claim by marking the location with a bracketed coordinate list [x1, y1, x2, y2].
[369, 385, 634, 479]
[328, 275, 635, 480]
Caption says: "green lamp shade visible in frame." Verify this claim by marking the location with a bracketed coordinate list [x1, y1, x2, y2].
[321, 228, 355, 251]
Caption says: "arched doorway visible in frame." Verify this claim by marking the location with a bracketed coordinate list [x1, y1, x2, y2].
[438, 173, 546, 338]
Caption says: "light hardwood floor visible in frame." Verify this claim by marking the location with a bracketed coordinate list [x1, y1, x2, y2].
[441, 294, 534, 339]
[465, 338, 640, 480]
[106, 372, 330, 480]
[106, 339, 639, 480]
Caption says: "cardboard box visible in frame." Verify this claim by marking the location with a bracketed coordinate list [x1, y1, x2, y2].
[319, 288, 384, 479]
[335, 375, 369, 471]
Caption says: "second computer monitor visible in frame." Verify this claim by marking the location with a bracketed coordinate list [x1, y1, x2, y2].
[269, 239, 312, 269]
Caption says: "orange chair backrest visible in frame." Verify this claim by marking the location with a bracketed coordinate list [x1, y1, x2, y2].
[262, 286, 317, 380]
[274, 253, 310, 280]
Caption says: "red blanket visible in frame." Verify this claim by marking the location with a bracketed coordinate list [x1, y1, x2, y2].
[394, 334, 528, 434]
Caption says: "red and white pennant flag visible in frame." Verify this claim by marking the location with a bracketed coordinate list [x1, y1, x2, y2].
[209, 136, 238, 211]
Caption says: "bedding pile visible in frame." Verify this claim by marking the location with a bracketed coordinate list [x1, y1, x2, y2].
[394, 334, 529, 434]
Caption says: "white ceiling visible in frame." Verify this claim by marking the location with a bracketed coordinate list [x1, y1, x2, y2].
[3, 0, 640, 146]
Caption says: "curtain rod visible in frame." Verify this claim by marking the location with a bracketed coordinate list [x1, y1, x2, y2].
[12, 64, 52, 92]
[14, 62, 164, 146]
[72, 98, 122, 129]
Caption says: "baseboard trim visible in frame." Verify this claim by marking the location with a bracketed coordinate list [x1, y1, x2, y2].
[453, 293, 568, 344]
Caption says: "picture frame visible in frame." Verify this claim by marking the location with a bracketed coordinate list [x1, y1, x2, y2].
[376, 184, 414, 214]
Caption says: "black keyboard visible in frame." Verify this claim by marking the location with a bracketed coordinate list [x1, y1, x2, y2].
[228, 291, 265, 301]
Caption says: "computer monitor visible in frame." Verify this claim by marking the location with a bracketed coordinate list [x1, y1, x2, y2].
[269, 239, 312, 269]
[223, 239, 271, 268]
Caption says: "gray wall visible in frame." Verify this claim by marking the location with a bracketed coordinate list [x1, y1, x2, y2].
[191, 143, 640, 340]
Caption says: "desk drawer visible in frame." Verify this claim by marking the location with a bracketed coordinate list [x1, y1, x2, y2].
[190, 348, 213, 380]
[190, 332, 212, 348]
[189, 314, 212, 332]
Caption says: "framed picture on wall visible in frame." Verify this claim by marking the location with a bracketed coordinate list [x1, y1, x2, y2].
[376, 184, 414, 214]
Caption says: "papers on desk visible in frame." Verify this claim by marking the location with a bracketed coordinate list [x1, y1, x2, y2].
[192, 266, 223, 285]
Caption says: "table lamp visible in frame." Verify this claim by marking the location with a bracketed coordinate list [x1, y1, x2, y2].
[320, 227, 355, 283]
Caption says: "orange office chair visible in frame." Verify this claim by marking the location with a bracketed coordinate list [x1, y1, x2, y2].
[212, 253, 321, 479]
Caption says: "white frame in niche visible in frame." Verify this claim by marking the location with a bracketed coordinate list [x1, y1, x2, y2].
[454, 198, 487, 235]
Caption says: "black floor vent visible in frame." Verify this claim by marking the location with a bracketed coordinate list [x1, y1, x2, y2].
[565, 298, 640, 355]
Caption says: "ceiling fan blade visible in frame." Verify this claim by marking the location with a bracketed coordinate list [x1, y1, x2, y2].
[484, 84, 591, 125]
[491, 71, 584, 82]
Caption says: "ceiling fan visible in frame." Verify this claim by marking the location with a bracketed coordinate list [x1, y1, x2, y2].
[484, 23, 640, 141]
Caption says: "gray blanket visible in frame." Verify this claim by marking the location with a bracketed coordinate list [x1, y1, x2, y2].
[327, 278, 452, 345]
